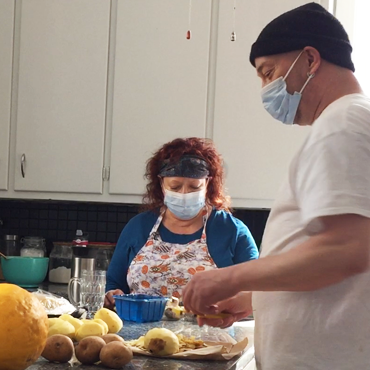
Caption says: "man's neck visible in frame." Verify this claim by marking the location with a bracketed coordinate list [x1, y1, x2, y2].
[311, 71, 363, 124]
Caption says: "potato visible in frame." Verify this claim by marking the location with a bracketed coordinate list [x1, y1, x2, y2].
[100, 341, 133, 368]
[75, 336, 106, 365]
[48, 319, 75, 339]
[48, 318, 60, 327]
[94, 318, 109, 335]
[94, 308, 123, 333]
[101, 334, 125, 344]
[59, 314, 84, 331]
[41, 334, 74, 363]
[75, 320, 105, 341]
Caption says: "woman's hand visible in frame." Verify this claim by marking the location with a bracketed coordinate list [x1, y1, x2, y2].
[104, 289, 124, 310]
[197, 292, 253, 329]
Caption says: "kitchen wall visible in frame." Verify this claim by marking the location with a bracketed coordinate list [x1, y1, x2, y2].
[0, 199, 269, 254]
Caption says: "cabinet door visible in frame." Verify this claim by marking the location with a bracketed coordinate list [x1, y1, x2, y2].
[14, 0, 110, 193]
[212, 0, 311, 208]
[109, 0, 212, 195]
[0, 1, 14, 191]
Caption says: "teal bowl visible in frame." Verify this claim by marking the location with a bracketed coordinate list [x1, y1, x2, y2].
[1, 257, 49, 288]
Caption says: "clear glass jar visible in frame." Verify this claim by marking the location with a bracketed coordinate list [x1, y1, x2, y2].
[49, 243, 73, 284]
[20, 236, 46, 257]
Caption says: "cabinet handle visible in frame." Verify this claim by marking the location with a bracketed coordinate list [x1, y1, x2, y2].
[21, 153, 26, 178]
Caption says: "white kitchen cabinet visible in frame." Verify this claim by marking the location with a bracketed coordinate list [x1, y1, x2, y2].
[13, 0, 110, 194]
[0, 1, 14, 191]
[109, 0, 213, 195]
[1, 0, 328, 206]
[212, 0, 312, 208]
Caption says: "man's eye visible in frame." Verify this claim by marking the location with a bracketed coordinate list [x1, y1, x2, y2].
[265, 70, 273, 78]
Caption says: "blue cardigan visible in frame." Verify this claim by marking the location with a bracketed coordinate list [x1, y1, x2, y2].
[106, 209, 259, 293]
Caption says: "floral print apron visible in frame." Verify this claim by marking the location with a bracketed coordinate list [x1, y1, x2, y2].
[127, 210, 217, 299]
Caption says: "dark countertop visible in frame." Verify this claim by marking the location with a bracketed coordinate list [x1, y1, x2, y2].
[29, 319, 255, 370]
[26, 282, 255, 369]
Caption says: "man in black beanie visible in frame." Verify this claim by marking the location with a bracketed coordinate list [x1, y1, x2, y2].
[183, 3, 370, 369]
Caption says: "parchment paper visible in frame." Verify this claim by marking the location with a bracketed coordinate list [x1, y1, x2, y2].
[127, 333, 249, 361]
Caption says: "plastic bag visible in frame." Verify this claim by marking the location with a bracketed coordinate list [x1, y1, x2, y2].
[32, 289, 76, 316]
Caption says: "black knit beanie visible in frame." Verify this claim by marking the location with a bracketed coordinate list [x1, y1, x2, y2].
[249, 2, 354, 72]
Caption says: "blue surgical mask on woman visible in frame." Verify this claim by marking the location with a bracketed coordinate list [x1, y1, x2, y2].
[261, 51, 315, 125]
[164, 189, 206, 220]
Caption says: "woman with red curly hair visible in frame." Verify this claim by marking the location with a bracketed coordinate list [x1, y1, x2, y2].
[105, 138, 258, 308]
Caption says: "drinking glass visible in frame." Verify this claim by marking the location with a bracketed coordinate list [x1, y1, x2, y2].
[68, 270, 106, 316]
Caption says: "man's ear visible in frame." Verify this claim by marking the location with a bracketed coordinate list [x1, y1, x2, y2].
[303, 46, 321, 75]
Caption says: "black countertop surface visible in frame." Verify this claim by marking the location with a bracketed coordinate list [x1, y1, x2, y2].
[23, 282, 255, 369]
[29, 319, 254, 370]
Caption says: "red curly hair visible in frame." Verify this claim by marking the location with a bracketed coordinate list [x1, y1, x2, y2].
[142, 137, 231, 212]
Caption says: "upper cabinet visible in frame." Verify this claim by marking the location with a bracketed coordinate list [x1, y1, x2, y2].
[13, 0, 110, 194]
[109, 0, 213, 195]
[0, 1, 14, 191]
[212, 0, 311, 208]
[1, 0, 322, 206]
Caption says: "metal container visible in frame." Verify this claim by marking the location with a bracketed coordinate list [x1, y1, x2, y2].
[0, 235, 21, 281]
[1, 235, 21, 256]
[71, 257, 96, 278]
[70, 256, 95, 303]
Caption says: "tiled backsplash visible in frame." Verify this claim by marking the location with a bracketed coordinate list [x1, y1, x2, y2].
[0, 199, 269, 254]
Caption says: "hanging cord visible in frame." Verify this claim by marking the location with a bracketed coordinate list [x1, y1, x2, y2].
[186, 0, 192, 39]
[231, 0, 236, 41]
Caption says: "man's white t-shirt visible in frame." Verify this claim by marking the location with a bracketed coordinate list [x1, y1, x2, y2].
[253, 94, 370, 370]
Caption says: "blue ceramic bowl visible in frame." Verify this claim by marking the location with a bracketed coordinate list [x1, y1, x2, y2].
[1, 257, 49, 288]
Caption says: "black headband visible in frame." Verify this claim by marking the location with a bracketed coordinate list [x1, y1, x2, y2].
[159, 155, 209, 179]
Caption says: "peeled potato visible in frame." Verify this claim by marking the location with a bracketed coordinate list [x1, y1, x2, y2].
[48, 318, 60, 327]
[94, 308, 123, 333]
[100, 341, 133, 368]
[41, 334, 74, 363]
[75, 336, 106, 365]
[94, 318, 109, 335]
[101, 334, 125, 344]
[48, 319, 75, 339]
[75, 321, 105, 341]
[59, 314, 84, 331]
[144, 328, 179, 356]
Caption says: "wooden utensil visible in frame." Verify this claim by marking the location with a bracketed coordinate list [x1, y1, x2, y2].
[0, 252, 8, 259]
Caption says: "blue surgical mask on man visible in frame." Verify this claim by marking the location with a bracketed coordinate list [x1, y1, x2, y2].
[261, 51, 315, 125]
[164, 189, 206, 220]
